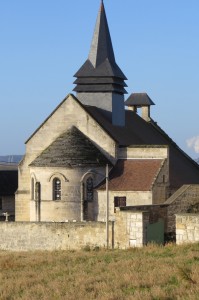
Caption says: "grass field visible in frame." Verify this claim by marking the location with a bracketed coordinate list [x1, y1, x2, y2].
[0, 243, 199, 300]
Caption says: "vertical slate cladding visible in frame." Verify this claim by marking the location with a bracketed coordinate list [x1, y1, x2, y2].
[73, 1, 127, 126]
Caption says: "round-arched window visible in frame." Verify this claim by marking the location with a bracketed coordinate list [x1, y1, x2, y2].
[53, 178, 61, 200]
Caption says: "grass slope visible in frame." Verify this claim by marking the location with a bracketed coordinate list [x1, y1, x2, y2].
[0, 243, 199, 300]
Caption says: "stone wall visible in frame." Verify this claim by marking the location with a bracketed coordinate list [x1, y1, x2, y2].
[0, 210, 148, 251]
[118, 146, 168, 160]
[0, 222, 110, 251]
[96, 190, 153, 221]
[114, 209, 149, 248]
[152, 159, 169, 204]
[120, 184, 199, 236]
[176, 214, 199, 245]
[29, 166, 106, 222]
[165, 185, 199, 233]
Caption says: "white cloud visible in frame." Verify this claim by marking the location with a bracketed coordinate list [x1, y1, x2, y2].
[186, 136, 199, 153]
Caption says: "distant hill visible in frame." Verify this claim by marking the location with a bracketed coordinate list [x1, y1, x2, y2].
[0, 155, 23, 164]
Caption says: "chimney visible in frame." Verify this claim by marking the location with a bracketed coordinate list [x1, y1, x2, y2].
[125, 93, 155, 122]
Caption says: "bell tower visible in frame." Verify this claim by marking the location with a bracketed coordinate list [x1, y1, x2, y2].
[73, 1, 127, 126]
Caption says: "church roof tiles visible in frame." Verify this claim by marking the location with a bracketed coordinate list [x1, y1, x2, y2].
[97, 159, 164, 191]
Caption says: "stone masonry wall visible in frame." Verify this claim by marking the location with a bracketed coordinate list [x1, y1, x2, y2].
[176, 214, 199, 245]
[122, 185, 199, 235]
[120, 205, 168, 231]
[97, 190, 152, 222]
[0, 222, 110, 251]
[118, 146, 168, 160]
[0, 211, 148, 251]
[165, 185, 199, 233]
[114, 209, 149, 248]
[152, 159, 169, 204]
[29, 166, 106, 222]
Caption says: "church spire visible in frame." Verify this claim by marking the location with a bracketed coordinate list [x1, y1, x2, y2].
[74, 0, 127, 85]
[73, 1, 127, 127]
[88, 0, 115, 68]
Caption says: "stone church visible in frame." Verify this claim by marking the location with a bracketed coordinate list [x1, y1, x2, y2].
[15, 1, 199, 224]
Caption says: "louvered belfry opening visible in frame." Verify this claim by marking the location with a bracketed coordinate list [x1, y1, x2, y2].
[73, 1, 127, 126]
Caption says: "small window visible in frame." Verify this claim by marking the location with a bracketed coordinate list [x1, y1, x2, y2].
[163, 175, 166, 183]
[53, 178, 61, 200]
[86, 177, 93, 201]
[114, 197, 126, 212]
[31, 178, 35, 200]
[35, 182, 41, 201]
[0, 198, 2, 210]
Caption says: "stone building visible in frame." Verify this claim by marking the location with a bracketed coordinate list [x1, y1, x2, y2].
[16, 1, 199, 232]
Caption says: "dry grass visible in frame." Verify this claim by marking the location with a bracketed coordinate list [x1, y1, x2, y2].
[0, 243, 199, 300]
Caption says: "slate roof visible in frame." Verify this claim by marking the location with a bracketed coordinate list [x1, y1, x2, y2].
[30, 126, 111, 168]
[125, 93, 155, 106]
[84, 104, 199, 189]
[74, 1, 127, 94]
[97, 159, 164, 191]
[0, 170, 18, 196]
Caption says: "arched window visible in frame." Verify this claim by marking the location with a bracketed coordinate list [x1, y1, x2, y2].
[53, 178, 61, 200]
[86, 177, 93, 201]
[31, 178, 35, 200]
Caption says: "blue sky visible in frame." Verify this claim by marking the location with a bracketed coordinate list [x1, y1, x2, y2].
[0, 0, 199, 158]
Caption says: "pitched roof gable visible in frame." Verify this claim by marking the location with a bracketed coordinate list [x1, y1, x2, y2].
[29, 126, 111, 168]
[25, 93, 116, 145]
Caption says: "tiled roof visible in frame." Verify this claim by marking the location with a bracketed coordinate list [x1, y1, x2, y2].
[30, 126, 111, 168]
[97, 159, 164, 191]
[0, 170, 18, 196]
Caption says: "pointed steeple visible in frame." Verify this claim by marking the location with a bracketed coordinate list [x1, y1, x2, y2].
[74, 1, 127, 91]
[88, 0, 115, 68]
[73, 1, 127, 127]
